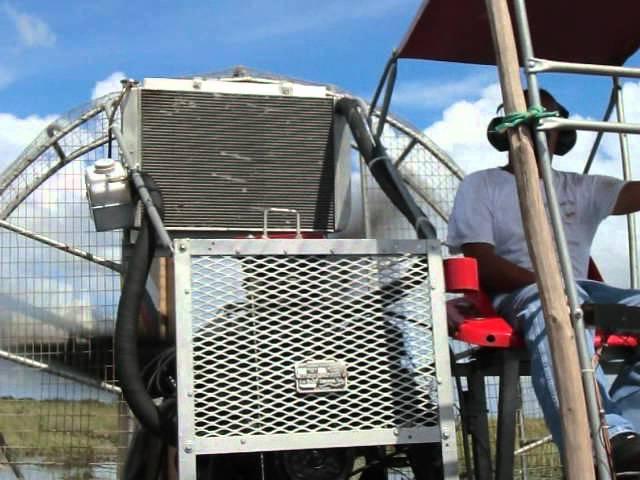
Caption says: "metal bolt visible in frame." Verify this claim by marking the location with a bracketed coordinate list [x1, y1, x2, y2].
[437, 377, 443, 385]
[528, 59, 536, 68]
[442, 429, 450, 440]
[392, 428, 399, 436]
[187, 391, 193, 397]
[240, 439, 246, 445]
[184, 289, 190, 295]
[184, 442, 193, 454]
[178, 243, 186, 252]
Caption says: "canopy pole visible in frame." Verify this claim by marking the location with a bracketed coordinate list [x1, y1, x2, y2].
[513, 0, 613, 477]
[483, 1, 595, 478]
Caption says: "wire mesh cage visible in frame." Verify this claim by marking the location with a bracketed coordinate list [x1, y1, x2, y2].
[0, 94, 128, 479]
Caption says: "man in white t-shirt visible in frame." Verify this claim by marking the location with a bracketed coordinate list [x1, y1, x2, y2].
[447, 89, 640, 473]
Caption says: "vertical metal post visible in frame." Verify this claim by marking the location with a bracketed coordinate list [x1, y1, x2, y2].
[512, 1, 612, 478]
[613, 77, 639, 288]
[495, 350, 520, 480]
[360, 156, 372, 238]
[583, 87, 617, 174]
[516, 385, 530, 480]
[468, 362, 493, 480]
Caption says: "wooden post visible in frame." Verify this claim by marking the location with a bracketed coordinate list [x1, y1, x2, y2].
[483, 1, 595, 478]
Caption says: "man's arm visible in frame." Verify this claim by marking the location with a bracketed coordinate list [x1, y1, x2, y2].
[613, 181, 640, 215]
[461, 242, 536, 295]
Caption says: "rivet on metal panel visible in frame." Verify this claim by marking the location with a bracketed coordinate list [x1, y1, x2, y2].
[187, 391, 193, 397]
[184, 289, 190, 295]
[178, 243, 186, 252]
[437, 377, 443, 385]
[392, 428, 399, 436]
[240, 439, 247, 445]
[184, 442, 193, 453]
[235, 249, 240, 256]
[441, 429, 450, 440]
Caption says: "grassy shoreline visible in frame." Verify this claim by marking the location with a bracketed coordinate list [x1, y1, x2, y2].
[0, 398, 122, 464]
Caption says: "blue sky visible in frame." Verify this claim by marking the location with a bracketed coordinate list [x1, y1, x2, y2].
[2, 0, 635, 124]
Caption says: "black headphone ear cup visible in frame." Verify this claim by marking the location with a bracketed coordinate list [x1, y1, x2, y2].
[555, 130, 577, 156]
[553, 101, 576, 155]
[487, 117, 509, 152]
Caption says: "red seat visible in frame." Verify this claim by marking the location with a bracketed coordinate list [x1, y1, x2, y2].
[444, 257, 639, 349]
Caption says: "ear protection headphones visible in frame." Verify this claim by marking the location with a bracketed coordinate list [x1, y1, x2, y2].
[486, 89, 577, 156]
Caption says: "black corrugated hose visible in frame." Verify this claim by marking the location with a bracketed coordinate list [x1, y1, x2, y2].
[335, 97, 437, 240]
[116, 174, 177, 478]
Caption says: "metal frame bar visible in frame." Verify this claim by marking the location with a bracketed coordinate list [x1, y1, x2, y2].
[0, 104, 106, 195]
[174, 239, 197, 479]
[513, 0, 612, 477]
[393, 137, 418, 168]
[0, 219, 122, 272]
[613, 77, 639, 288]
[379, 113, 464, 180]
[0, 348, 121, 395]
[0, 135, 109, 220]
[539, 117, 640, 135]
[583, 86, 617, 174]
[528, 57, 640, 78]
[427, 239, 460, 480]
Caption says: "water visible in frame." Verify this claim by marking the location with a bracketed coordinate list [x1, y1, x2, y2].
[0, 462, 116, 480]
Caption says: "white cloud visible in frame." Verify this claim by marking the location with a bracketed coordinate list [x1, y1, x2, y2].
[0, 113, 56, 172]
[423, 80, 640, 287]
[91, 71, 126, 100]
[4, 3, 56, 48]
[394, 73, 496, 109]
[424, 83, 503, 173]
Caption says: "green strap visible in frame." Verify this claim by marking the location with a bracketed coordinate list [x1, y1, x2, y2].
[493, 106, 560, 133]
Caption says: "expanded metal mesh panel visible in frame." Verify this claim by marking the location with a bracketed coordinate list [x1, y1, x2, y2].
[139, 90, 336, 231]
[188, 248, 438, 441]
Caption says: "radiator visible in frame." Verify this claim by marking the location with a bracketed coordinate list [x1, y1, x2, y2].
[121, 79, 347, 233]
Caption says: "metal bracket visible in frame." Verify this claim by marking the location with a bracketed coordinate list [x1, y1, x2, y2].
[262, 207, 302, 238]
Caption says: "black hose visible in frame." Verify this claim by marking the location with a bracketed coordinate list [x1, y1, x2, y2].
[115, 174, 167, 436]
[336, 97, 437, 239]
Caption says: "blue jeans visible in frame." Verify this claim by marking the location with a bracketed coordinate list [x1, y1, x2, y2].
[494, 280, 640, 447]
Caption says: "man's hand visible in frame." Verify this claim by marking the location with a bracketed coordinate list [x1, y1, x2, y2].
[446, 297, 480, 329]
[461, 243, 536, 294]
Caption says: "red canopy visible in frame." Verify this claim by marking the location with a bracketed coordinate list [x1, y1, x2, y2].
[398, 0, 640, 66]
